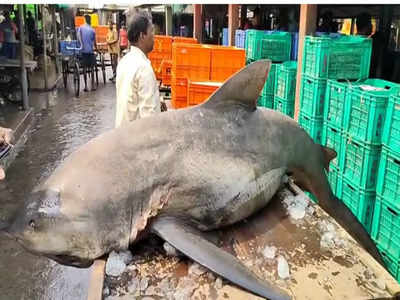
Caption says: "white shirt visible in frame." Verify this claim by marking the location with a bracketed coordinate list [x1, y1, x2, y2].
[115, 46, 160, 128]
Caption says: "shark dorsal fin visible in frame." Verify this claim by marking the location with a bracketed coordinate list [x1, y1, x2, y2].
[203, 59, 271, 111]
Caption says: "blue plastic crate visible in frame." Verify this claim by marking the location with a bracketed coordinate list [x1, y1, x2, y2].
[291, 32, 299, 60]
[59, 40, 81, 56]
[222, 28, 228, 46]
[235, 30, 246, 48]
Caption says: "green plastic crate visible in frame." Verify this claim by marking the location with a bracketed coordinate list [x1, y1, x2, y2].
[371, 197, 400, 260]
[321, 124, 343, 169]
[299, 75, 327, 118]
[302, 35, 372, 80]
[341, 135, 381, 191]
[327, 166, 341, 196]
[344, 79, 400, 145]
[245, 30, 270, 61]
[262, 63, 278, 96]
[274, 61, 297, 102]
[298, 113, 323, 143]
[383, 95, 400, 154]
[260, 32, 292, 62]
[376, 147, 400, 211]
[257, 93, 274, 109]
[337, 178, 375, 232]
[377, 246, 400, 282]
[324, 80, 362, 130]
[274, 96, 294, 118]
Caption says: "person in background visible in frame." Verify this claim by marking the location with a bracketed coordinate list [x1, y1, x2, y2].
[0, 11, 18, 59]
[77, 14, 97, 92]
[0, 127, 13, 180]
[356, 12, 386, 78]
[26, 11, 35, 46]
[317, 11, 338, 33]
[115, 10, 161, 128]
[106, 21, 119, 82]
[0, 14, 5, 53]
[119, 22, 128, 57]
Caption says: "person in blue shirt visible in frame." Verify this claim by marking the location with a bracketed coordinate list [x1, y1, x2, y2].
[77, 15, 97, 92]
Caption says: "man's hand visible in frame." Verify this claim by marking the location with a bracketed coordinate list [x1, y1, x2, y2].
[161, 101, 168, 112]
[0, 127, 12, 181]
[0, 127, 13, 145]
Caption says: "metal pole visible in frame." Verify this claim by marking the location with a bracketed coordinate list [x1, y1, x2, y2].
[18, 5, 29, 110]
[60, 9, 65, 40]
[42, 5, 48, 90]
[51, 5, 59, 74]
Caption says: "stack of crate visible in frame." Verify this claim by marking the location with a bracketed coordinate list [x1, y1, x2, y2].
[95, 26, 109, 52]
[245, 30, 291, 109]
[273, 61, 297, 118]
[187, 81, 222, 106]
[370, 92, 400, 282]
[257, 64, 278, 109]
[299, 35, 372, 207]
[148, 35, 173, 80]
[171, 43, 211, 109]
[222, 28, 229, 46]
[338, 79, 400, 233]
[245, 30, 291, 64]
[300, 35, 372, 146]
[171, 44, 245, 109]
[235, 30, 246, 49]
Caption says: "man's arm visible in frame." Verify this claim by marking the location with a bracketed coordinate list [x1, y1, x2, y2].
[93, 31, 98, 52]
[136, 65, 161, 118]
[77, 27, 83, 49]
[0, 127, 13, 181]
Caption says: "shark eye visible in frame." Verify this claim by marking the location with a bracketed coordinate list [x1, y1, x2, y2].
[29, 220, 36, 228]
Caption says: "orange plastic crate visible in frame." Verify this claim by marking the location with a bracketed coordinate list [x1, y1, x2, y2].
[172, 96, 187, 109]
[75, 16, 84, 27]
[173, 37, 198, 44]
[153, 35, 173, 54]
[171, 78, 188, 98]
[172, 44, 211, 81]
[161, 59, 172, 86]
[210, 46, 245, 82]
[187, 81, 222, 106]
[95, 26, 108, 39]
[148, 52, 165, 80]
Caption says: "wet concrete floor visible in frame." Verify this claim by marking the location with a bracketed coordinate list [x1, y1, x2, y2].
[0, 78, 116, 300]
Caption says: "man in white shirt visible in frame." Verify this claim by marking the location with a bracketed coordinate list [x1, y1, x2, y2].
[115, 10, 161, 128]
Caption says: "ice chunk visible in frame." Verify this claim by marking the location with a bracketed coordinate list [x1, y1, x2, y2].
[262, 246, 277, 259]
[277, 256, 290, 279]
[105, 251, 127, 277]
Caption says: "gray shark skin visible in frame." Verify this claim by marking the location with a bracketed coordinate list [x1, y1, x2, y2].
[2, 60, 383, 300]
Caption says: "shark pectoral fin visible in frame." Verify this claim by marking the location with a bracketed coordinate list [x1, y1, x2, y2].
[150, 217, 291, 300]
